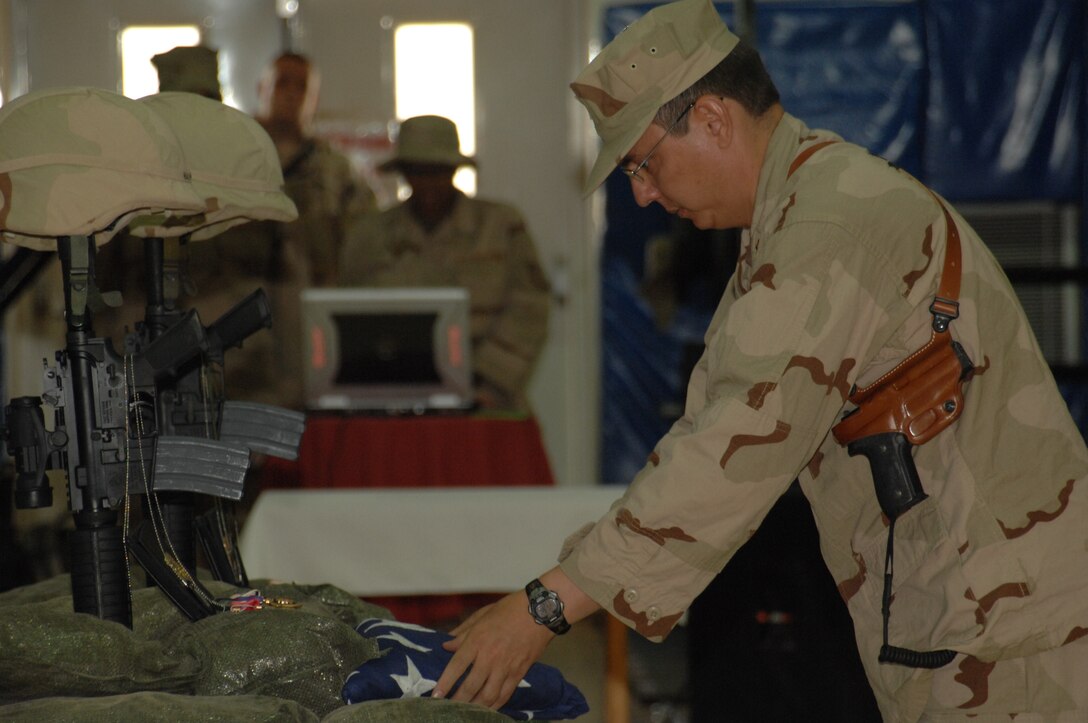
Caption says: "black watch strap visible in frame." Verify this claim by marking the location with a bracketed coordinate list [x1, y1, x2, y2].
[525, 578, 571, 635]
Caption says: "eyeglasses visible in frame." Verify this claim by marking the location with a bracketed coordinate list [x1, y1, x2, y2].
[621, 102, 696, 183]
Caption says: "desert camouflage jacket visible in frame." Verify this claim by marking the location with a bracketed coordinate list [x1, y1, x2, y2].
[279, 138, 374, 287]
[339, 192, 551, 413]
[560, 113, 1088, 711]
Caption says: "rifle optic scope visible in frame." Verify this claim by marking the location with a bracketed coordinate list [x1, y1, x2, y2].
[5, 395, 58, 509]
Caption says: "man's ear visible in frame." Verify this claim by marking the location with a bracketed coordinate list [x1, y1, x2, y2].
[694, 95, 732, 150]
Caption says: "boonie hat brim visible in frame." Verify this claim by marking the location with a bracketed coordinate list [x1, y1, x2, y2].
[378, 114, 475, 173]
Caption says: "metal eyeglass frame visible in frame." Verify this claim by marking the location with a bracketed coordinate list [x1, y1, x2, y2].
[621, 102, 696, 183]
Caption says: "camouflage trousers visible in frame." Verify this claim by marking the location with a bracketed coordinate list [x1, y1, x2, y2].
[913, 634, 1088, 722]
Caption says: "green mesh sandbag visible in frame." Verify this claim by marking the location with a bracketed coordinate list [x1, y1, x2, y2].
[0, 593, 200, 703]
[0, 574, 258, 703]
[0, 691, 320, 722]
[321, 698, 513, 722]
[162, 608, 380, 718]
[0, 573, 389, 718]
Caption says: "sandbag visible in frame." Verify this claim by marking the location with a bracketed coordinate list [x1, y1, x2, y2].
[162, 606, 379, 718]
[0, 573, 386, 718]
[0, 585, 200, 703]
[0, 691, 321, 722]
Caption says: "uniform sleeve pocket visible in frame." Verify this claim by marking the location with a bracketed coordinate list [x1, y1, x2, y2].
[857, 497, 983, 652]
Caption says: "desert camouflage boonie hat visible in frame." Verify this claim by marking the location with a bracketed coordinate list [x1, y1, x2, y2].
[378, 115, 476, 172]
[129, 92, 298, 241]
[0, 86, 206, 251]
[570, 0, 738, 195]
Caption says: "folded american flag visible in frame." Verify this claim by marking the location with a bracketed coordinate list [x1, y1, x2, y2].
[342, 618, 590, 720]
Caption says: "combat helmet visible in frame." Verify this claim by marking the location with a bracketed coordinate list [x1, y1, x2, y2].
[129, 92, 298, 241]
[0, 86, 205, 250]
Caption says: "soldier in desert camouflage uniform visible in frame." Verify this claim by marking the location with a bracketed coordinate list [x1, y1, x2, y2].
[253, 52, 375, 288]
[433, 1, 1088, 719]
[339, 115, 551, 414]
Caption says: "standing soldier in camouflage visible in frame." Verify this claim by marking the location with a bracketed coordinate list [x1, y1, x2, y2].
[433, 1, 1088, 719]
[254, 52, 375, 288]
[339, 115, 551, 414]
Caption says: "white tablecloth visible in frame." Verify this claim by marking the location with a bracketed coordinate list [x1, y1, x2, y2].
[239, 486, 622, 596]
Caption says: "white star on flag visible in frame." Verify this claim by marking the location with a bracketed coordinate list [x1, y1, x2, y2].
[390, 656, 438, 698]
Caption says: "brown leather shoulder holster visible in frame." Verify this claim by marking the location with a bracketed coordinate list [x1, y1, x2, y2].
[831, 197, 974, 450]
[788, 140, 974, 453]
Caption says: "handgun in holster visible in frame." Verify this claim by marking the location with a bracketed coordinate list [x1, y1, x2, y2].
[831, 195, 972, 669]
[832, 327, 974, 519]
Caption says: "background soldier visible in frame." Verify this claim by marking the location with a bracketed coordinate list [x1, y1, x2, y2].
[339, 115, 551, 414]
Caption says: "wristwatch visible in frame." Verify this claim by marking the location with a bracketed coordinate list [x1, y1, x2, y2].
[525, 578, 571, 635]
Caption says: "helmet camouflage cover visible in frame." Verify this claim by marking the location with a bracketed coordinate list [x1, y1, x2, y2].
[0, 86, 206, 250]
[130, 92, 298, 241]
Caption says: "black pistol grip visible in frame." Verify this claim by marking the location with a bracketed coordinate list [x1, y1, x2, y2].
[847, 432, 927, 521]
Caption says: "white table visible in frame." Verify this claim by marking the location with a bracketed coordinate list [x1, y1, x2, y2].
[240, 486, 620, 595]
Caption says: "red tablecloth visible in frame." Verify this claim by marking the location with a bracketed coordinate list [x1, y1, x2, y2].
[257, 413, 554, 624]
[262, 413, 555, 489]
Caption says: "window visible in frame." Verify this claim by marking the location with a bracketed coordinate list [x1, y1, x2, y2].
[119, 25, 201, 99]
[394, 22, 476, 196]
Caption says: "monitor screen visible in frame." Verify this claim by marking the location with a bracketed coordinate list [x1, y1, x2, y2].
[332, 312, 442, 386]
[301, 287, 473, 412]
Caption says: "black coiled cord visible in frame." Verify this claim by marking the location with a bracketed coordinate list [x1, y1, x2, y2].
[879, 643, 956, 668]
[879, 517, 957, 669]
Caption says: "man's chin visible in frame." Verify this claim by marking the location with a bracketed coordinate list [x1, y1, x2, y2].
[682, 211, 738, 231]
[682, 211, 714, 230]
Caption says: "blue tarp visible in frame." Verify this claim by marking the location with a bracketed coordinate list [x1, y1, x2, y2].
[758, 1, 926, 176]
[924, 0, 1084, 202]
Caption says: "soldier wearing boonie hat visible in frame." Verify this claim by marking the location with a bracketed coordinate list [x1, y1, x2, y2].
[432, 1, 1088, 718]
[339, 115, 549, 414]
[378, 114, 477, 172]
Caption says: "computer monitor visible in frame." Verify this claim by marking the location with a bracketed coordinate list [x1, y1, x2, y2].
[301, 287, 473, 413]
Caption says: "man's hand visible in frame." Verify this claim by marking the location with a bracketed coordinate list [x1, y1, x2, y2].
[432, 590, 553, 709]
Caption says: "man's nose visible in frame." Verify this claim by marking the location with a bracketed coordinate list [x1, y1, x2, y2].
[630, 178, 660, 208]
